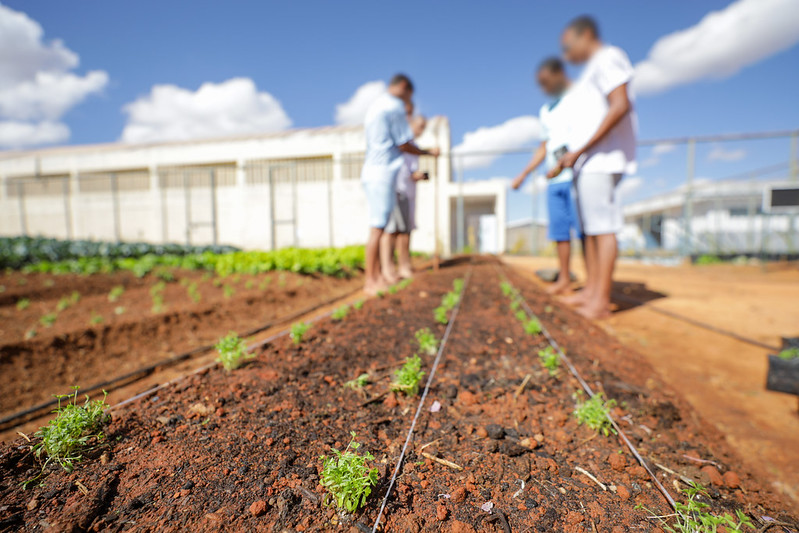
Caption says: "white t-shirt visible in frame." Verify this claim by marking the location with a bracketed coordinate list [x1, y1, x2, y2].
[539, 95, 574, 185]
[362, 93, 413, 171]
[568, 45, 637, 175]
[396, 152, 419, 198]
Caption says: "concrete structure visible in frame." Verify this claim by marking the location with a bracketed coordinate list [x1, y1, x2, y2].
[0, 117, 508, 256]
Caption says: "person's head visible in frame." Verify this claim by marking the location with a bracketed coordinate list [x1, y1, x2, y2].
[410, 114, 427, 138]
[388, 73, 414, 103]
[561, 15, 600, 64]
[536, 57, 569, 97]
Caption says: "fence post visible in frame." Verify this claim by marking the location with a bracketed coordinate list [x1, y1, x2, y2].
[17, 182, 28, 236]
[209, 168, 218, 246]
[682, 138, 696, 258]
[456, 155, 464, 253]
[62, 176, 73, 240]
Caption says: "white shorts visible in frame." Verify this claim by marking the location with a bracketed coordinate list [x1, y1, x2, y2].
[573, 172, 624, 236]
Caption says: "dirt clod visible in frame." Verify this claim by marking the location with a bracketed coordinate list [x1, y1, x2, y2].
[249, 500, 267, 517]
[723, 471, 741, 489]
[701, 465, 724, 486]
[436, 502, 448, 520]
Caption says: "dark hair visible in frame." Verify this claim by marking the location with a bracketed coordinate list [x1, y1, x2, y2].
[567, 15, 600, 38]
[538, 57, 565, 74]
[389, 73, 414, 92]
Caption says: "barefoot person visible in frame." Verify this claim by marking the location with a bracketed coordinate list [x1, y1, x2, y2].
[557, 16, 637, 319]
[361, 74, 439, 294]
[380, 103, 430, 281]
[512, 57, 580, 296]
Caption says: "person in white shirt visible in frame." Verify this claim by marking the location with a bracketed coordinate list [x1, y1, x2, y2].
[380, 101, 430, 281]
[361, 74, 440, 295]
[557, 15, 637, 319]
[512, 57, 581, 296]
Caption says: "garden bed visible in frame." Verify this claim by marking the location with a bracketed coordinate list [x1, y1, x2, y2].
[0, 258, 796, 532]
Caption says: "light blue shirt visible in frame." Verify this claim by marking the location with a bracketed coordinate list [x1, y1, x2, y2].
[363, 93, 413, 169]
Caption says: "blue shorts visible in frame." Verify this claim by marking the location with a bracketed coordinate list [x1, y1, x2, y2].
[547, 180, 581, 242]
[361, 164, 398, 229]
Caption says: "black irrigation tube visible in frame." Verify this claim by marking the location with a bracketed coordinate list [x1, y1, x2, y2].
[611, 292, 781, 352]
[0, 286, 362, 431]
[494, 264, 680, 511]
[371, 266, 474, 533]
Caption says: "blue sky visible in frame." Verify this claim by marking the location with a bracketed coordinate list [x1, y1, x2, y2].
[2, 0, 799, 221]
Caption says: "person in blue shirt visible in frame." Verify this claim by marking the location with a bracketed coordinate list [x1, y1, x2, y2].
[512, 58, 581, 296]
[361, 74, 439, 294]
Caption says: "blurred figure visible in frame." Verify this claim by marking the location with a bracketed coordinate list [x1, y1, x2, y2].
[380, 102, 430, 281]
[512, 57, 581, 296]
[361, 74, 439, 295]
[558, 15, 637, 319]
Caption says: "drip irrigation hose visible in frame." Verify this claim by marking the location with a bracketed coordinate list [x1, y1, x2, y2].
[494, 264, 680, 511]
[371, 266, 474, 533]
[0, 285, 362, 431]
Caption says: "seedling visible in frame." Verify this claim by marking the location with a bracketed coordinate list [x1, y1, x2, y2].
[89, 313, 103, 325]
[331, 305, 350, 321]
[186, 282, 201, 303]
[397, 278, 412, 290]
[442, 291, 459, 310]
[352, 299, 364, 310]
[573, 392, 617, 436]
[108, 285, 125, 302]
[55, 292, 79, 311]
[25, 328, 37, 339]
[415, 328, 438, 356]
[40, 312, 58, 328]
[344, 373, 370, 390]
[215, 332, 253, 371]
[778, 347, 799, 360]
[509, 299, 520, 311]
[515, 310, 527, 322]
[151, 281, 166, 312]
[320, 432, 378, 512]
[16, 298, 30, 311]
[290, 322, 310, 344]
[434, 305, 449, 325]
[637, 482, 754, 533]
[388, 284, 398, 295]
[391, 354, 425, 396]
[452, 278, 464, 293]
[154, 267, 175, 282]
[245, 279, 255, 290]
[114, 306, 125, 315]
[223, 284, 235, 298]
[523, 317, 542, 335]
[500, 281, 513, 297]
[538, 346, 560, 376]
[32, 388, 109, 473]
[258, 276, 272, 290]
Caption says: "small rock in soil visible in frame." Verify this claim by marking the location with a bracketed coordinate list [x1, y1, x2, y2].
[475, 427, 488, 438]
[383, 393, 399, 409]
[616, 484, 631, 501]
[723, 471, 741, 489]
[499, 441, 529, 457]
[450, 521, 477, 533]
[701, 465, 724, 486]
[249, 500, 268, 517]
[436, 502, 448, 520]
[485, 424, 504, 439]
[608, 452, 627, 471]
[182, 480, 195, 490]
[450, 487, 467, 503]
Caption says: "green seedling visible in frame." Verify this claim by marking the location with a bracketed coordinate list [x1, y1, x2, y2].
[391, 354, 425, 396]
[397, 278, 412, 290]
[523, 317, 542, 335]
[538, 346, 560, 376]
[215, 332, 253, 371]
[31, 388, 109, 473]
[331, 305, 350, 321]
[114, 306, 125, 315]
[637, 482, 754, 533]
[452, 278, 464, 293]
[290, 322, 310, 344]
[320, 432, 378, 512]
[344, 373, 370, 390]
[223, 284, 235, 298]
[500, 281, 513, 297]
[89, 313, 103, 325]
[415, 328, 438, 356]
[515, 310, 527, 322]
[258, 276, 272, 290]
[434, 305, 449, 325]
[387, 284, 398, 295]
[212, 278, 223, 287]
[509, 299, 520, 311]
[186, 282, 201, 303]
[154, 267, 175, 282]
[43, 279, 55, 288]
[40, 312, 58, 328]
[16, 298, 30, 311]
[573, 391, 617, 436]
[56, 296, 71, 312]
[25, 328, 37, 340]
[108, 285, 125, 302]
[352, 299, 364, 310]
[778, 347, 799, 360]
[442, 291, 459, 310]
[278, 273, 287, 287]
[245, 279, 255, 290]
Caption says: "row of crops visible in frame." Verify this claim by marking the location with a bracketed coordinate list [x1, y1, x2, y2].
[1, 236, 365, 277]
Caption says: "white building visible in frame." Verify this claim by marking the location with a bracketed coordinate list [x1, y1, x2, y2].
[0, 118, 507, 256]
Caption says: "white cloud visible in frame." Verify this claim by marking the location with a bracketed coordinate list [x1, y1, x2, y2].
[334, 80, 386, 126]
[120, 78, 292, 143]
[618, 175, 644, 199]
[633, 0, 799, 95]
[0, 3, 108, 148]
[707, 144, 746, 162]
[453, 115, 542, 170]
[652, 142, 676, 155]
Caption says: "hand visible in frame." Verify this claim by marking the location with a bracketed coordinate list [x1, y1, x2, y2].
[558, 150, 581, 169]
[428, 147, 441, 158]
[411, 171, 426, 181]
[511, 173, 527, 190]
[546, 165, 562, 179]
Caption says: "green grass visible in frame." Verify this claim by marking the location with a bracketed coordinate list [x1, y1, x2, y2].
[391, 354, 425, 396]
[290, 322, 311, 345]
[415, 328, 438, 356]
[107, 285, 125, 302]
[215, 332, 253, 371]
[538, 346, 560, 376]
[319, 432, 378, 512]
[32, 389, 109, 473]
[344, 373, 370, 390]
[778, 347, 799, 360]
[573, 392, 617, 436]
[331, 305, 350, 321]
[16, 298, 30, 311]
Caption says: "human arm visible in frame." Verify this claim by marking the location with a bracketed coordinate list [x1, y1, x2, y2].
[399, 143, 440, 157]
[511, 142, 547, 190]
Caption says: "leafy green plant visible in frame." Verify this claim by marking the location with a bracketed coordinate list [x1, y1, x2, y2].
[108, 285, 125, 302]
[186, 281, 201, 303]
[695, 254, 723, 266]
[290, 322, 310, 344]
[452, 278, 464, 293]
[442, 291, 459, 310]
[515, 310, 527, 322]
[434, 305, 449, 325]
[331, 305, 350, 321]
[638, 482, 754, 533]
[16, 298, 30, 311]
[397, 278, 412, 290]
[153, 267, 175, 282]
[40, 312, 58, 328]
[150, 281, 166, 312]
[500, 281, 513, 297]
[320, 432, 378, 512]
[509, 299, 520, 311]
[573, 392, 617, 436]
[778, 347, 799, 360]
[415, 328, 438, 356]
[32, 389, 109, 473]
[538, 346, 560, 376]
[352, 299, 364, 310]
[523, 317, 542, 335]
[391, 354, 425, 396]
[387, 284, 398, 295]
[344, 373, 370, 390]
[215, 332, 253, 371]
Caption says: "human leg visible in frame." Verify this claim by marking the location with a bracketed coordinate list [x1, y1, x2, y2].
[578, 233, 616, 319]
[362, 170, 397, 294]
[396, 232, 413, 278]
[380, 231, 400, 284]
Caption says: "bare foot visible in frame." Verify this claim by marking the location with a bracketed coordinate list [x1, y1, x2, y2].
[363, 277, 391, 296]
[576, 302, 612, 320]
[398, 268, 414, 279]
[560, 291, 589, 306]
[546, 279, 572, 295]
